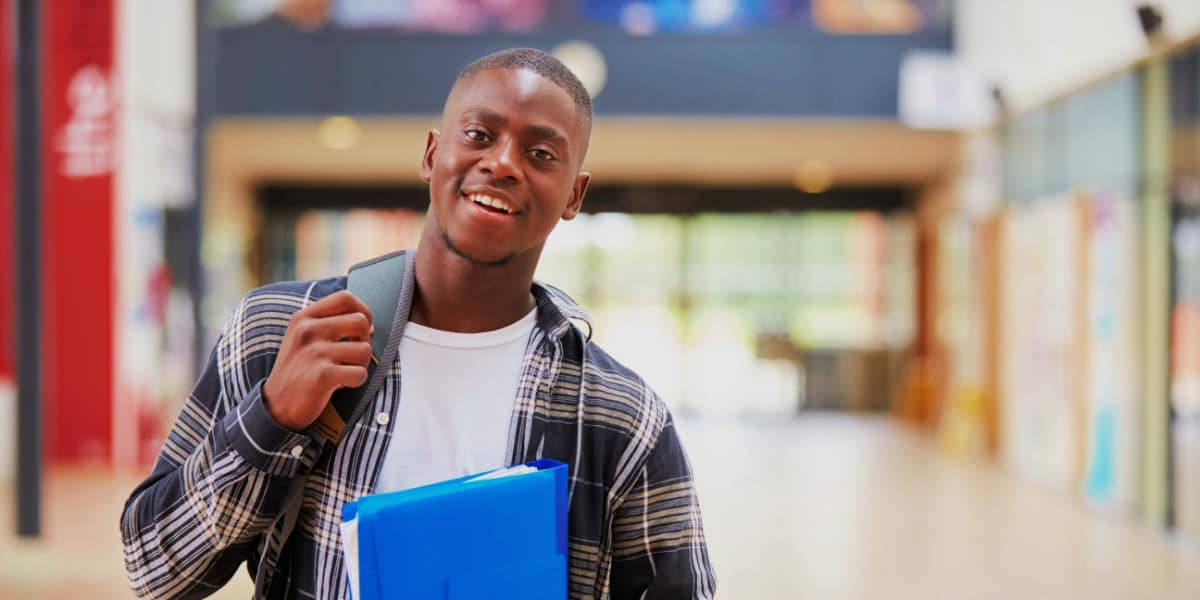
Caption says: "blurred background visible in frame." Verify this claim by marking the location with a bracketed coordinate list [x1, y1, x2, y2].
[2, 0, 1200, 598]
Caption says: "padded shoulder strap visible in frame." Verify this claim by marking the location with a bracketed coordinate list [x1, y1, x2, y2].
[256, 251, 412, 596]
[311, 250, 410, 443]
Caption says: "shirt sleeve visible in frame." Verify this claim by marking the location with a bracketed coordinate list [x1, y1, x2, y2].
[120, 292, 319, 599]
[607, 412, 717, 599]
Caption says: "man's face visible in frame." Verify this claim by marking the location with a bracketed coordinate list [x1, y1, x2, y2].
[420, 67, 591, 267]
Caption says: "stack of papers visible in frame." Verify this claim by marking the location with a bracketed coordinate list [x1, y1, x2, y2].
[340, 459, 568, 600]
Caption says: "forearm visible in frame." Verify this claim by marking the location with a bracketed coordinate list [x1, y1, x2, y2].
[121, 383, 318, 599]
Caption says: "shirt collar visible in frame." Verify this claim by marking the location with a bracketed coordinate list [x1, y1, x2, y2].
[531, 281, 592, 343]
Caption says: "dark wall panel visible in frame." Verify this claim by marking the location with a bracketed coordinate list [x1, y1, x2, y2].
[215, 20, 951, 118]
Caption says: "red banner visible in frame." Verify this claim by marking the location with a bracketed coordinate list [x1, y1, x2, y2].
[43, 0, 117, 463]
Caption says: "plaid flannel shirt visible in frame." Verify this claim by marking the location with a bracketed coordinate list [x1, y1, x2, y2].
[121, 265, 716, 599]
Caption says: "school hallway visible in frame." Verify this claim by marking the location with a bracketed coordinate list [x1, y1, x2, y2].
[2, 414, 1198, 599]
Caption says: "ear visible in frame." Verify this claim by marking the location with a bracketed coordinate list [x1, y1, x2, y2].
[420, 129, 440, 183]
[561, 172, 591, 221]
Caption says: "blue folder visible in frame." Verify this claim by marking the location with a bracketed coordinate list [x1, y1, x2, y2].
[341, 459, 568, 600]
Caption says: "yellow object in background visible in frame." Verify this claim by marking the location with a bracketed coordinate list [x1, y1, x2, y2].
[937, 385, 987, 457]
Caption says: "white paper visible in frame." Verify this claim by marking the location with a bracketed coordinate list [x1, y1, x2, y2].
[339, 516, 361, 600]
[466, 465, 537, 483]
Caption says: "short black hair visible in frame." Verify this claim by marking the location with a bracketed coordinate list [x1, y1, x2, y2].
[457, 48, 593, 131]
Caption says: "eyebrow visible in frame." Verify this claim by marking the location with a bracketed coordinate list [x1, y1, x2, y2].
[463, 108, 571, 151]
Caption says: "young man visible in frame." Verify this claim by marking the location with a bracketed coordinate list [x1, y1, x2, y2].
[122, 48, 715, 599]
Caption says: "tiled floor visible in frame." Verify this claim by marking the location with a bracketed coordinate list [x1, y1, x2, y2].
[2, 414, 1199, 599]
[684, 415, 1200, 599]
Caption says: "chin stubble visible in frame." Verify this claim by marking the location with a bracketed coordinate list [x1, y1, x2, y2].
[440, 228, 514, 267]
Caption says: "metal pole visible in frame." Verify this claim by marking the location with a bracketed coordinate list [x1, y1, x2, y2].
[191, 0, 213, 375]
[14, 0, 42, 538]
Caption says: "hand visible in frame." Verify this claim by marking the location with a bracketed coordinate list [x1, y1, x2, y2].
[262, 291, 374, 431]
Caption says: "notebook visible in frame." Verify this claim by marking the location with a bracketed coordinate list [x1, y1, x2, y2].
[340, 459, 568, 599]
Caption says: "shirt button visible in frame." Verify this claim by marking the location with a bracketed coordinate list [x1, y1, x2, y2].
[376, 412, 390, 426]
[290, 445, 304, 459]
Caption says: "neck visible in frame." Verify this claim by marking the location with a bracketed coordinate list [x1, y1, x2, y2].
[409, 227, 539, 333]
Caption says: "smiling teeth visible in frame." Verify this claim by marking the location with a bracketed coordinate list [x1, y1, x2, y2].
[468, 193, 514, 214]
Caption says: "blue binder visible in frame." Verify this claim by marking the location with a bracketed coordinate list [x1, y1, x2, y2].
[341, 459, 568, 600]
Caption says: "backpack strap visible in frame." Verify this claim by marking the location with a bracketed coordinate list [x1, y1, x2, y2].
[255, 249, 413, 597]
[312, 249, 412, 443]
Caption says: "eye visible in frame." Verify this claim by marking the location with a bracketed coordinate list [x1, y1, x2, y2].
[530, 149, 556, 162]
[464, 129, 488, 142]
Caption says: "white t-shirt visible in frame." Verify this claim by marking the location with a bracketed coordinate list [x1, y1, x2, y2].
[373, 308, 537, 493]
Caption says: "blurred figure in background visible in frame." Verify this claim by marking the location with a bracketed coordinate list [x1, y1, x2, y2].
[215, 0, 551, 33]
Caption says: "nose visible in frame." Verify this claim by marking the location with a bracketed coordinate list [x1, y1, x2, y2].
[478, 137, 522, 184]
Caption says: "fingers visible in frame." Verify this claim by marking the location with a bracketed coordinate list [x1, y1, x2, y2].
[322, 341, 374, 368]
[320, 364, 370, 391]
[317, 312, 373, 342]
[304, 290, 374, 324]
[290, 295, 372, 343]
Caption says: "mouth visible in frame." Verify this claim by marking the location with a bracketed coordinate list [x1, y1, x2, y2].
[463, 191, 517, 215]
